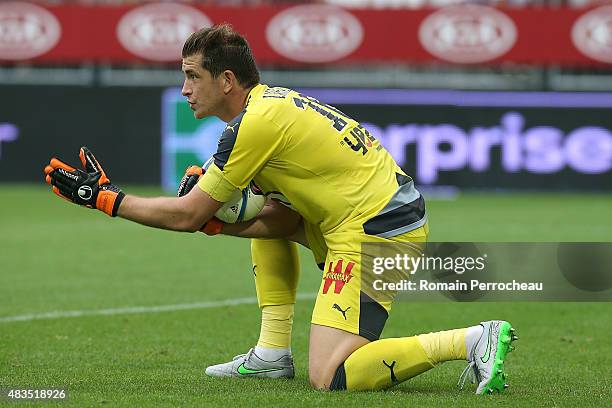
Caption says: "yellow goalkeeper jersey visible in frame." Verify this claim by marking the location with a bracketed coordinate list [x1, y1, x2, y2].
[198, 84, 426, 238]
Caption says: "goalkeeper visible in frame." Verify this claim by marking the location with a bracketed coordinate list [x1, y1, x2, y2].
[44, 24, 516, 394]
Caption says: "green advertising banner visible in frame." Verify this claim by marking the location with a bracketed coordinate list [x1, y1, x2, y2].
[161, 87, 226, 192]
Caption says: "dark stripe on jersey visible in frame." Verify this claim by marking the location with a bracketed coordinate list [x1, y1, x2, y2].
[363, 173, 425, 237]
[214, 110, 245, 170]
[363, 195, 426, 237]
[396, 172, 411, 186]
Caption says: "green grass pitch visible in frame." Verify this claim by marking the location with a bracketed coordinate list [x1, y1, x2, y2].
[1, 185, 611, 407]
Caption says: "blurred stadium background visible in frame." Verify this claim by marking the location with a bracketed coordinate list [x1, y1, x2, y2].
[1, 0, 611, 191]
[0, 0, 612, 191]
[1, 0, 611, 406]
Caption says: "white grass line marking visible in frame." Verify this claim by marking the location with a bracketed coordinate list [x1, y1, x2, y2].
[0, 293, 317, 323]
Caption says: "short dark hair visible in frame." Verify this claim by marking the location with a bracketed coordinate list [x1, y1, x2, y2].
[182, 24, 260, 89]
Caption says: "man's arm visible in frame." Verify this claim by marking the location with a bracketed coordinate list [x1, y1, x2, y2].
[222, 199, 308, 246]
[177, 165, 299, 239]
[44, 147, 223, 233]
[117, 186, 223, 232]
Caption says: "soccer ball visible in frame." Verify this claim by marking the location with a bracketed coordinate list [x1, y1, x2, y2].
[203, 157, 266, 223]
[215, 181, 266, 223]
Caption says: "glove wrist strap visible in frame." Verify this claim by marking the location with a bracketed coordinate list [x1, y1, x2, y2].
[111, 191, 125, 217]
[201, 218, 224, 235]
[96, 187, 125, 217]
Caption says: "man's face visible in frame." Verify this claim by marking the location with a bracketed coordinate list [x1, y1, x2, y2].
[181, 54, 225, 119]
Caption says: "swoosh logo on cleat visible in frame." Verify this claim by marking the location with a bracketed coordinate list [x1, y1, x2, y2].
[480, 325, 493, 364]
[237, 363, 283, 375]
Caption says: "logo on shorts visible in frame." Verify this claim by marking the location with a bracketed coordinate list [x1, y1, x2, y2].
[332, 303, 350, 320]
[322, 260, 355, 294]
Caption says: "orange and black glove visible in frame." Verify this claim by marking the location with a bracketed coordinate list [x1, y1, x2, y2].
[177, 164, 224, 235]
[44, 146, 125, 217]
[177, 165, 204, 198]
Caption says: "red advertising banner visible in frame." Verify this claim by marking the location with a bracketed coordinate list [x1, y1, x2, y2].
[0, 2, 611, 66]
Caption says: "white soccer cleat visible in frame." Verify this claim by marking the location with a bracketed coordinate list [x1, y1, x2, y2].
[458, 320, 517, 395]
[205, 348, 295, 379]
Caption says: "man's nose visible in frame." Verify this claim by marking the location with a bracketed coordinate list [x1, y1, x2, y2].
[181, 81, 190, 96]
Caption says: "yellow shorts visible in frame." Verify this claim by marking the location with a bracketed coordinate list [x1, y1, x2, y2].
[305, 222, 429, 341]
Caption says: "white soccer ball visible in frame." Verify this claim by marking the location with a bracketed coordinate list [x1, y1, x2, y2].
[215, 181, 266, 223]
[203, 157, 266, 223]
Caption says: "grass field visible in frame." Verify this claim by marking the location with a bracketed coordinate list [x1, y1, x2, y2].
[1, 185, 611, 407]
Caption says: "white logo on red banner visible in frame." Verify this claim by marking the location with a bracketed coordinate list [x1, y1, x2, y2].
[419, 5, 517, 64]
[0, 2, 60, 60]
[266, 5, 363, 63]
[572, 6, 612, 64]
[117, 3, 212, 62]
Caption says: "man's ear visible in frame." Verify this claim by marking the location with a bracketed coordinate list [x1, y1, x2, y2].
[222, 70, 236, 95]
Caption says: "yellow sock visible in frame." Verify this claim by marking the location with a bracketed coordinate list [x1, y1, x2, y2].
[257, 304, 294, 349]
[251, 238, 300, 307]
[251, 238, 300, 350]
[417, 328, 467, 364]
[340, 328, 468, 391]
[343, 337, 434, 391]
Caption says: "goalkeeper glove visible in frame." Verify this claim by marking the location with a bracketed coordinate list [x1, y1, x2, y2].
[177, 165, 204, 197]
[44, 146, 125, 217]
[177, 164, 224, 235]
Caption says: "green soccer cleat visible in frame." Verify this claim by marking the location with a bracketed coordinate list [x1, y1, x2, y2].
[458, 320, 517, 395]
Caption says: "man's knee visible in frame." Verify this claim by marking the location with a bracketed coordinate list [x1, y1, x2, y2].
[308, 363, 346, 391]
[308, 367, 329, 390]
[308, 324, 369, 390]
